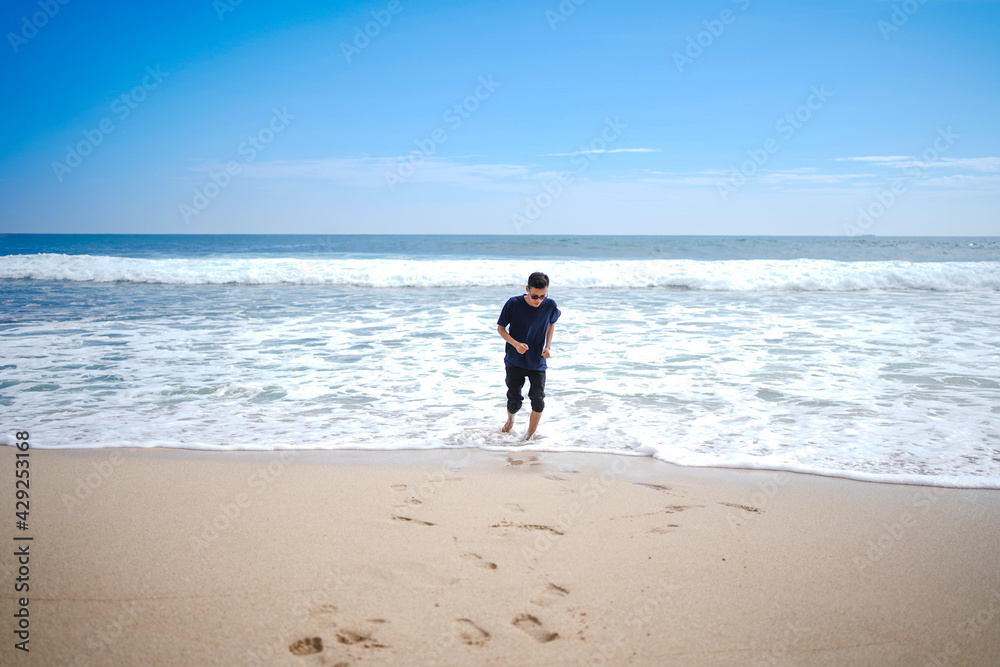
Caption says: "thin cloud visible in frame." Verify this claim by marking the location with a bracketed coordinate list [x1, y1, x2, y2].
[641, 168, 878, 187]
[192, 154, 999, 196]
[921, 174, 1000, 189]
[836, 156, 1000, 171]
[544, 148, 661, 157]
[933, 157, 1000, 172]
[639, 170, 731, 186]
[757, 171, 876, 185]
[236, 157, 532, 190]
[836, 156, 912, 163]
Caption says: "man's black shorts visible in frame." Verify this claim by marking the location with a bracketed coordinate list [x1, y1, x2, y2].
[505, 364, 545, 414]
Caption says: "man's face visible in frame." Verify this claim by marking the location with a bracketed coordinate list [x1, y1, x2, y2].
[525, 285, 547, 307]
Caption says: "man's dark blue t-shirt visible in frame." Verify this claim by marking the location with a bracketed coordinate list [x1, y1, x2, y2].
[497, 295, 561, 371]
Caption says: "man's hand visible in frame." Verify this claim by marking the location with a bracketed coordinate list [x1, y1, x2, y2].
[515, 342, 529, 354]
[541, 346, 550, 359]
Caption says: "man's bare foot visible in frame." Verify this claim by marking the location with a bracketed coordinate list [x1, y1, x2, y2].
[524, 410, 541, 441]
[501, 413, 515, 433]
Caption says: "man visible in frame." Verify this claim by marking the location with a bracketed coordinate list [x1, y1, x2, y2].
[496, 272, 561, 441]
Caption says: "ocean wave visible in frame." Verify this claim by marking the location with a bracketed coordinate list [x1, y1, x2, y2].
[2, 254, 999, 291]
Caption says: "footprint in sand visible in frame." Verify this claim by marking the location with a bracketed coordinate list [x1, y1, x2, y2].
[453, 618, 491, 646]
[719, 502, 762, 513]
[648, 524, 680, 534]
[336, 628, 369, 645]
[507, 454, 539, 467]
[461, 552, 498, 570]
[531, 583, 569, 607]
[307, 604, 339, 627]
[663, 505, 702, 514]
[288, 636, 323, 656]
[490, 519, 564, 536]
[336, 623, 389, 649]
[512, 614, 559, 643]
[390, 484, 407, 491]
[391, 497, 425, 512]
[503, 503, 526, 513]
[392, 515, 436, 526]
[634, 482, 673, 492]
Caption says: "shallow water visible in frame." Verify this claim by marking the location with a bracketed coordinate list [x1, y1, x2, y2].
[2, 235, 998, 487]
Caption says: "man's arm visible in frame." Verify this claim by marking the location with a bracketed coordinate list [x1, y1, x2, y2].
[541, 323, 555, 358]
[498, 324, 528, 354]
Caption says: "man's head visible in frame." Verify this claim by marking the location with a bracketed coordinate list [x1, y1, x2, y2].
[525, 271, 549, 308]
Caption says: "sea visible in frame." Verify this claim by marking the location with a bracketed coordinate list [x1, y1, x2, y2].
[2, 234, 999, 489]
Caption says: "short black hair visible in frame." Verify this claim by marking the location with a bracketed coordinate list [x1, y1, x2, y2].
[527, 272, 549, 289]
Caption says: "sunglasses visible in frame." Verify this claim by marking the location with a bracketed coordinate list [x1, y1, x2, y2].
[527, 293, 546, 300]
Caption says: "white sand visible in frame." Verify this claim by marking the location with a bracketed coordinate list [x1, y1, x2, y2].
[3, 446, 999, 666]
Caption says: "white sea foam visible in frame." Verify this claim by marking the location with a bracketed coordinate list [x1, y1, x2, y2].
[2, 254, 999, 291]
[3, 285, 999, 488]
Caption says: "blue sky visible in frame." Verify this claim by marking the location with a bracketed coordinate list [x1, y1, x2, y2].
[1, 0, 998, 235]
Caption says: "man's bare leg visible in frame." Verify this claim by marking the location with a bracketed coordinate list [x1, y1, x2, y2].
[524, 411, 542, 441]
[501, 412, 515, 433]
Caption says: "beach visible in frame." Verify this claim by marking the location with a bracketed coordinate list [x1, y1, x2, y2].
[4, 0, 999, 657]
[6, 445, 999, 666]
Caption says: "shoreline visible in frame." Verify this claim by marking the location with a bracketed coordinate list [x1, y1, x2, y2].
[12, 440, 1000, 491]
[3, 446, 998, 665]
